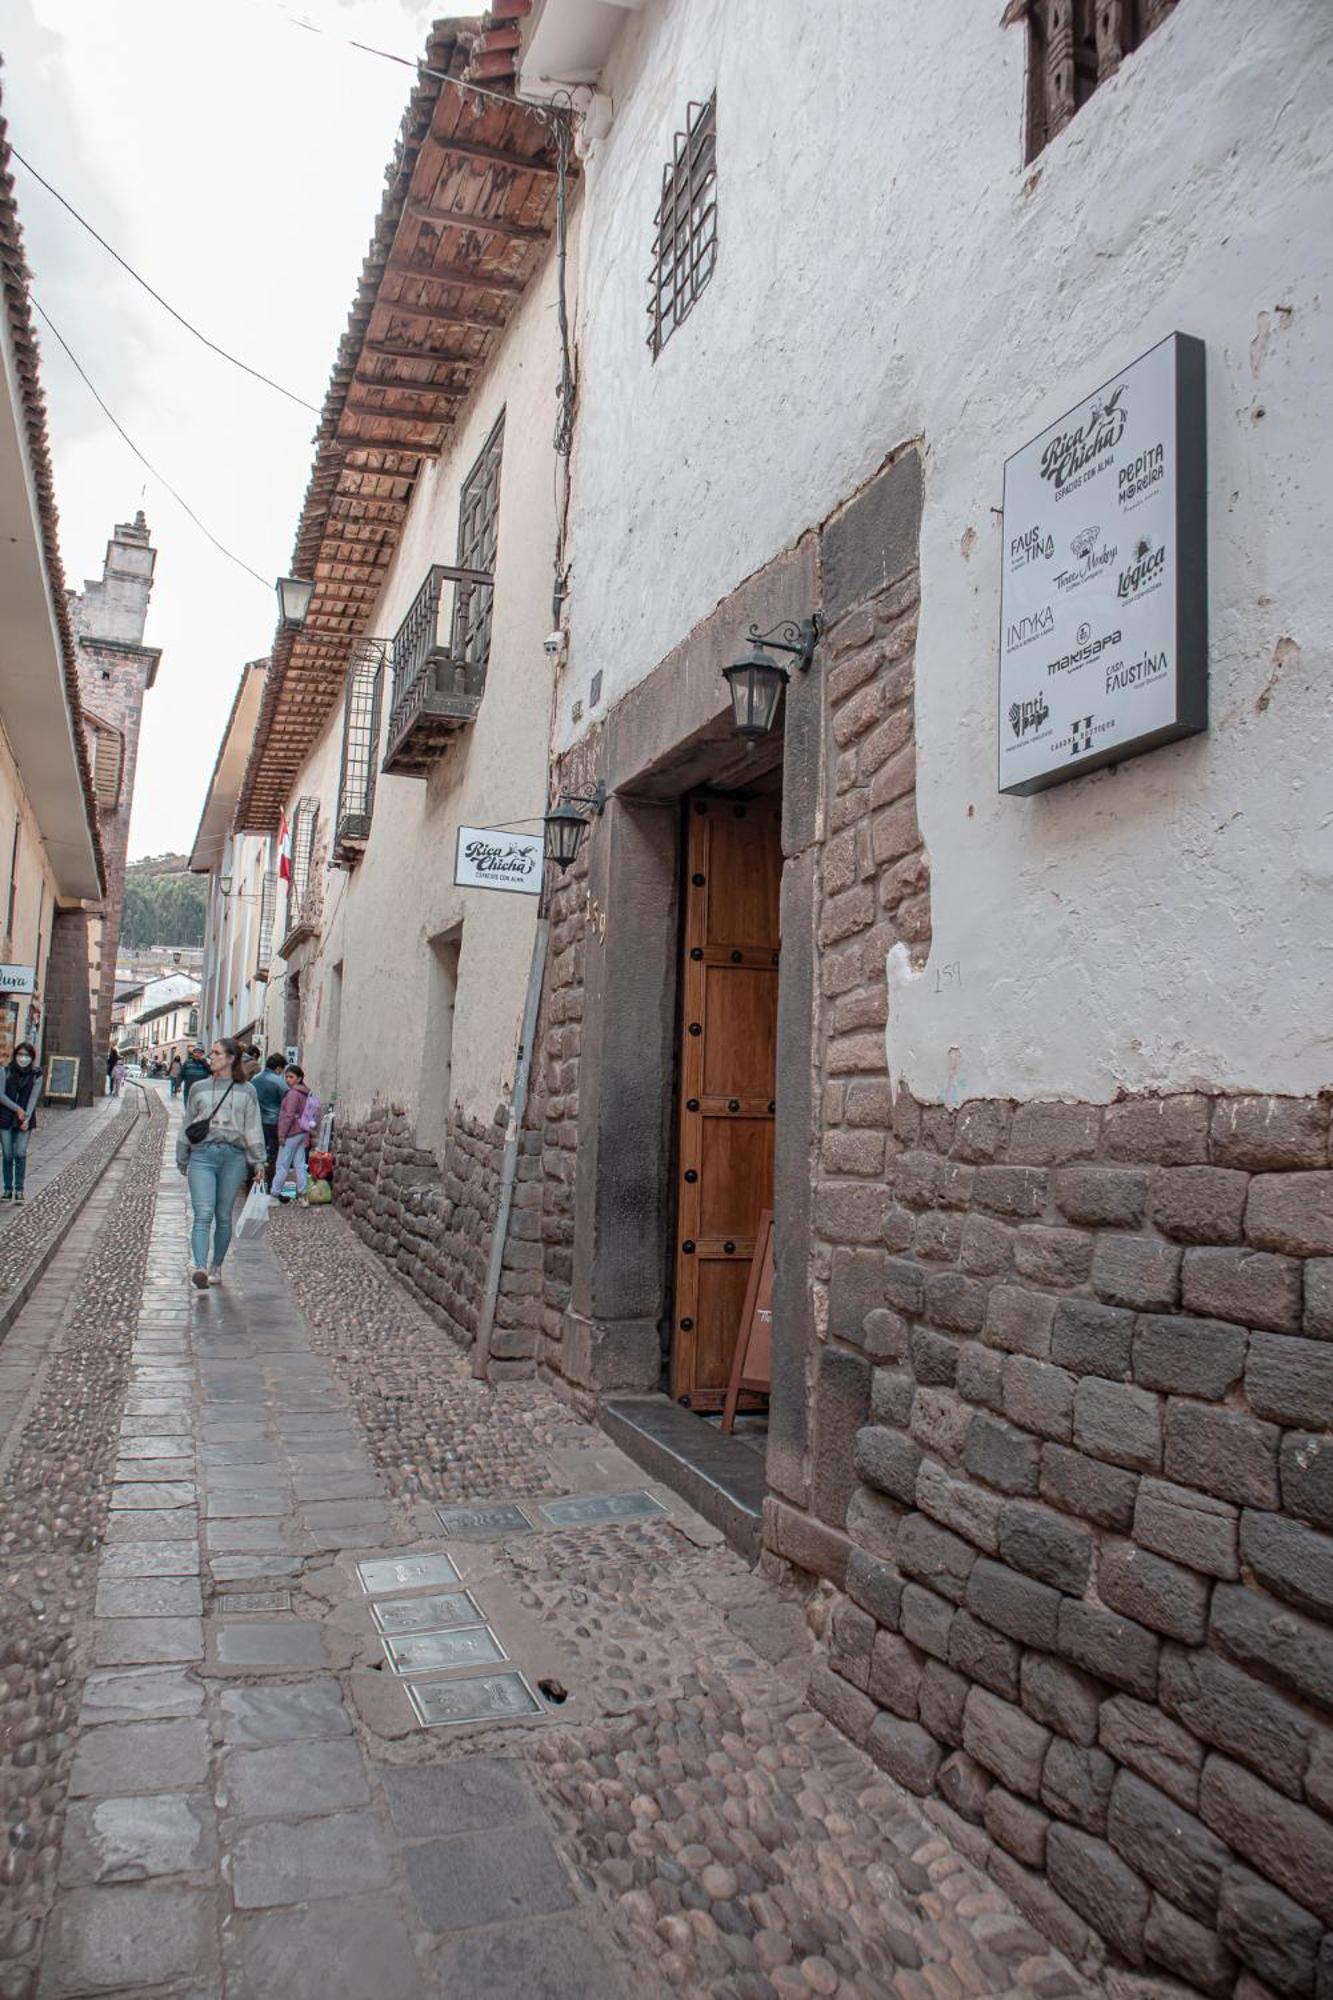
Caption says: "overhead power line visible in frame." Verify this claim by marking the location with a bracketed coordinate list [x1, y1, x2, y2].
[12, 148, 320, 414]
[31, 295, 272, 594]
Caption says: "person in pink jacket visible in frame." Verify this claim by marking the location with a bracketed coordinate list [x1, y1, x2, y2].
[271, 1065, 319, 1202]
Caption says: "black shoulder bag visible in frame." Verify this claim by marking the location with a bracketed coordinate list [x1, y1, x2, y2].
[185, 1081, 235, 1147]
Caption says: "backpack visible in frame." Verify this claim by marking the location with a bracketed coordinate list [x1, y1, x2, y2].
[297, 1090, 322, 1136]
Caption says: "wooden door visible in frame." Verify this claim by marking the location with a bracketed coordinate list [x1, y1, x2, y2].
[671, 793, 781, 1409]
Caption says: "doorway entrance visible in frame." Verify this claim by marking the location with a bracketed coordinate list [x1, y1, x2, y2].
[670, 787, 782, 1415]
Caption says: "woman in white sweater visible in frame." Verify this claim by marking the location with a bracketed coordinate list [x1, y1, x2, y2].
[176, 1037, 266, 1288]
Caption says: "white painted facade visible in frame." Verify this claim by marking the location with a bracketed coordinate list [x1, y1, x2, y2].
[192, 662, 274, 1049]
[258, 230, 569, 1133]
[541, 0, 1333, 1102]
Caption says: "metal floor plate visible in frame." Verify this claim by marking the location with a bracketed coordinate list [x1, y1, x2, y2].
[371, 1590, 482, 1637]
[357, 1553, 461, 1595]
[537, 1490, 669, 1527]
[434, 1502, 534, 1537]
[406, 1670, 543, 1729]
[383, 1624, 508, 1676]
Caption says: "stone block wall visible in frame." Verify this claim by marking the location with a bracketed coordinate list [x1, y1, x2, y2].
[785, 1082, 1333, 1986]
[490, 746, 593, 1398]
[336, 1101, 503, 1352]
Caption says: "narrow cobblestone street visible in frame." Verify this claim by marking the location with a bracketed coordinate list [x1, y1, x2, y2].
[0, 1089, 1100, 1999]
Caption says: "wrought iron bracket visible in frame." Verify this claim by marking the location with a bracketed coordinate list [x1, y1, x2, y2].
[747, 615, 822, 672]
[559, 779, 607, 817]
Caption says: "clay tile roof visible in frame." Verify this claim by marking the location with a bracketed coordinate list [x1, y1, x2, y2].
[0, 72, 107, 894]
[234, 10, 564, 835]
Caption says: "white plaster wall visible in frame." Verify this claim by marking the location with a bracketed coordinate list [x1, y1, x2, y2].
[559, 0, 1333, 1101]
[267, 231, 569, 1126]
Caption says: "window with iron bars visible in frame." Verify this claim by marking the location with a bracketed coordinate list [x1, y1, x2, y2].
[456, 413, 505, 671]
[288, 797, 319, 927]
[1018, 0, 1178, 161]
[256, 870, 278, 977]
[335, 647, 384, 855]
[647, 94, 717, 360]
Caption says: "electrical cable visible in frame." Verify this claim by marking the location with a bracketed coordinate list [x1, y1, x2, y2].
[11, 148, 320, 415]
[30, 295, 273, 594]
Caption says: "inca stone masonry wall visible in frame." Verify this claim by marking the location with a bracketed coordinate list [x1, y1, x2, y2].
[336, 1103, 504, 1355]
[766, 566, 1333, 1991]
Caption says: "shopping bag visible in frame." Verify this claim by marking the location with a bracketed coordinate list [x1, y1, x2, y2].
[234, 1183, 270, 1243]
[307, 1178, 333, 1206]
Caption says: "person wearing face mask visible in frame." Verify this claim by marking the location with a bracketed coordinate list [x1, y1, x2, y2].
[0, 1043, 43, 1204]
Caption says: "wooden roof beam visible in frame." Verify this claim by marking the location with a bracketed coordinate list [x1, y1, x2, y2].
[362, 339, 484, 366]
[406, 198, 549, 243]
[335, 421, 447, 454]
[370, 304, 505, 336]
[431, 133, 558, 176]
[342, 388, 465, 420]
[385, 253, 527, 296]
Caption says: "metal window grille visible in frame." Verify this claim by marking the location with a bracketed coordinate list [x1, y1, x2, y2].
[456, 413, 504, 670]
[647, 94, 717, 360]
[256, 870, 277, 976]
[289, 797, 319, 921]
[1022, 0, 1177, 160]
[336, 645, 384, 853]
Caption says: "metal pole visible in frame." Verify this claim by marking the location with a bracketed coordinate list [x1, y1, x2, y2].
[473, 916, 548, 1380]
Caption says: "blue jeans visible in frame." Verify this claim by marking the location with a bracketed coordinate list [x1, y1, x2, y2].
[186, 1142, 251, 1270]
[271, 1134, 309, 1198]
[1, 1127, 29, 1193]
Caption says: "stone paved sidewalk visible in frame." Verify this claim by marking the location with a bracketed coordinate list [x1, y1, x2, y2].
[17, 1105, 1095, 1999]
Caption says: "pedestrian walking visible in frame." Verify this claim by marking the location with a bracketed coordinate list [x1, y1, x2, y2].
[168, 1053, 183, 1099]
[177, 1037, 266, 1289]
[252, 1052, 288, 1186]
[105, 1044, 120, 1096]
[271, 1064, 320, 1203]
[179, 1044, 209, 1101]
[0, 1043, 43, 1204]
[242, 1045, 263, 1081]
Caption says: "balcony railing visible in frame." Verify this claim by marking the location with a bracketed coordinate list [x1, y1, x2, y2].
[383, 563, 494, 778]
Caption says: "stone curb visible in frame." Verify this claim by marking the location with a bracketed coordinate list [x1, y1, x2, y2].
[0, 1085, 145, 1344]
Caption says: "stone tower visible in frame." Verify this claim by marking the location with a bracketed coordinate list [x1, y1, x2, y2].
[65, 513, 161, 1089]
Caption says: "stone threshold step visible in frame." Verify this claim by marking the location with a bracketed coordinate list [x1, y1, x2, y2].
[598, 1395, 764, 1562]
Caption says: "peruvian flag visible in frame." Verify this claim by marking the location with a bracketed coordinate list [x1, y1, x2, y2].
[278, 811, 292, 884]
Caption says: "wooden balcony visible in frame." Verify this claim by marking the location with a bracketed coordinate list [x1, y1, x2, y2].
[383, 563, 493, 777]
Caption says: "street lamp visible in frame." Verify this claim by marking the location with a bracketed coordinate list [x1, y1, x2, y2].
[276, 576, 315, 628]
[723, 617, 822, 746]
[543, 781, 607, 871]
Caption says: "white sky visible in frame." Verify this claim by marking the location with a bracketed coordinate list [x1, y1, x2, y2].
[5, 0, 482, 861]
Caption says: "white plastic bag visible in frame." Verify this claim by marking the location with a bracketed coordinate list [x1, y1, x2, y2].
[234, 1182, 270, 1245]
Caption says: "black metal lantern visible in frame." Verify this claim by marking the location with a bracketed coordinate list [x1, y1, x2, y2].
[723, 645, 789, 745]
[542, 781, 607, 871]
[276, 575, 315, 628]
[723, 616, 822, 745]
[219, 875, 233, 897]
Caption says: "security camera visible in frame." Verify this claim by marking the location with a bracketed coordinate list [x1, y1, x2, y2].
[543, 630, 567, 659]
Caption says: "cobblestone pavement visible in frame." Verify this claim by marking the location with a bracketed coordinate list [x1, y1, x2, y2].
[5, 1101, 1095, 1999]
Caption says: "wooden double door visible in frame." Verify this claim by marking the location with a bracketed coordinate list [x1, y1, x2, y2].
[670, 792, 781, 1410]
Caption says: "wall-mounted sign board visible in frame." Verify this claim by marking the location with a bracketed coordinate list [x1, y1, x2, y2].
[0, 965, 35, 994]
[454, 826, 542, 895]
[999, 332, 1207, 795]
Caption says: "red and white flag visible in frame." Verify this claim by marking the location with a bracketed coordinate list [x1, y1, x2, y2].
[278, 811, 292, 884]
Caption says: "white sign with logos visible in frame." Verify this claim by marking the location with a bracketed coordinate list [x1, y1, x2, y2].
[0, 965, 35, 994]
[454, 826, 542, 896]
[999, 332, 1207, 796]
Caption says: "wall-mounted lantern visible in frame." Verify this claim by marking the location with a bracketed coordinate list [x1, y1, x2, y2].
[723, 616, 822, 746]
[219, 875, 233, 897]
[276, 576, 316, 628]
[543, 781, 607, 871]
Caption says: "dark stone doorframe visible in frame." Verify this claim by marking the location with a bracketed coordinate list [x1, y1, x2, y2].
[564, 537, 821, 1406]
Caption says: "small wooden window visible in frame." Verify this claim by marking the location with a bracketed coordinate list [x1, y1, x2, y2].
[90, 724, 124, 809]
[647, 94, 717, 360]
[457, 413, 504, 672]
[1020, 0, 1178, 162]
